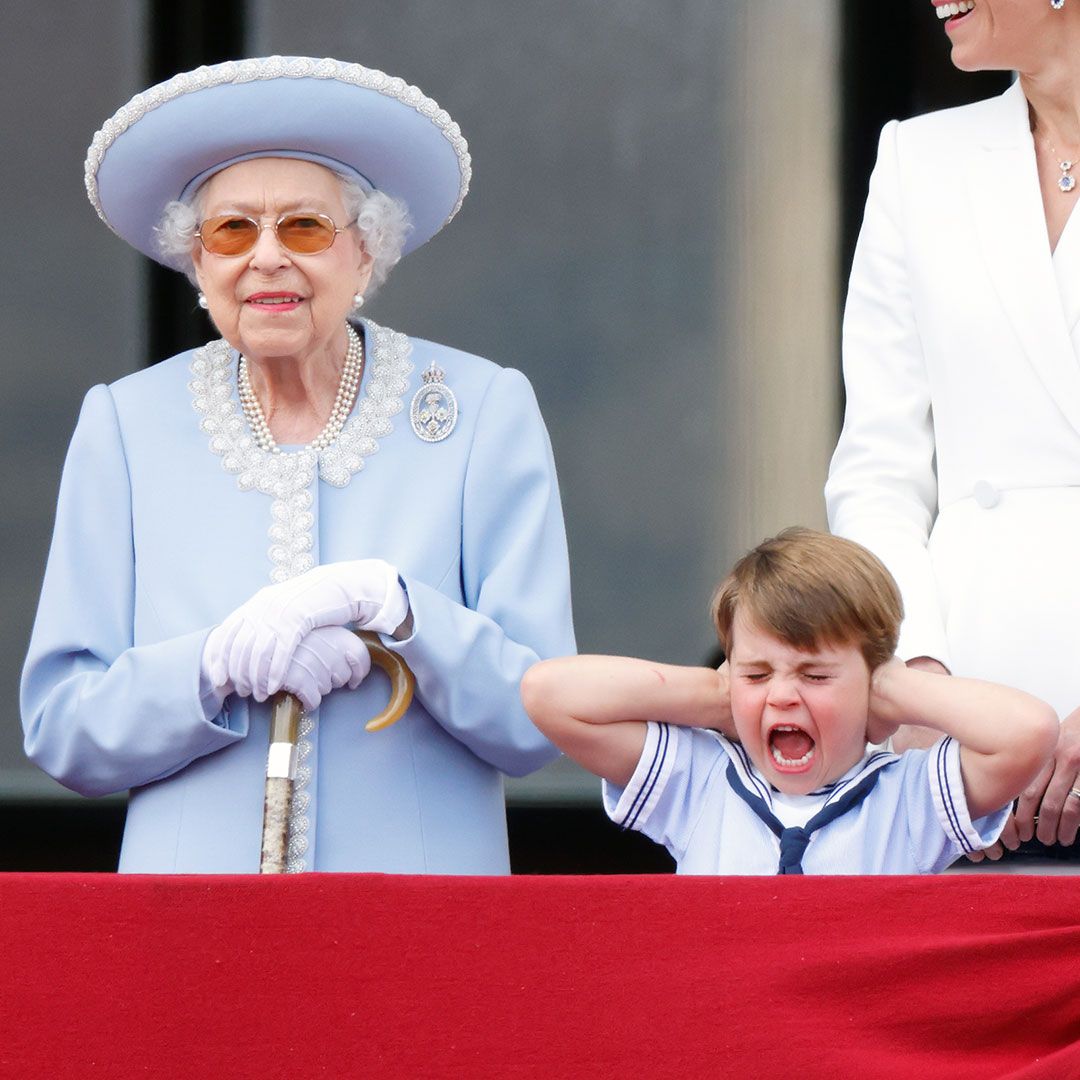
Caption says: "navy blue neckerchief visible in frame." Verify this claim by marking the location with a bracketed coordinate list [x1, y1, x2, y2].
[725, 759, 886, 874]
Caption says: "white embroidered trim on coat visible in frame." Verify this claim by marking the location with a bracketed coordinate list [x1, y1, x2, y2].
[286, 717, 315, 874]
[85, 56, 471, 231]
[189, 319, 413, 583]
[188, 319, 413, 871]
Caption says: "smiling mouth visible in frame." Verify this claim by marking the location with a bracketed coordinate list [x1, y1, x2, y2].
[248, 295, 303, 305]
[935, 1, 975, 23]
[768, 725, 816, 771]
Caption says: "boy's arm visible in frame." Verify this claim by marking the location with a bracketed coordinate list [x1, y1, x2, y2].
[520, 656, 733, 788]
[869, 659, 1059, 819]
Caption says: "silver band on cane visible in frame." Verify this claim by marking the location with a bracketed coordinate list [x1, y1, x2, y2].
[266, 741, 298, 780]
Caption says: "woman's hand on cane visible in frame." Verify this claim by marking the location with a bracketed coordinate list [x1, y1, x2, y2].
[203, 560, 409, 700]
[202, 625, 373, 711]
[278, 627, 372, 712]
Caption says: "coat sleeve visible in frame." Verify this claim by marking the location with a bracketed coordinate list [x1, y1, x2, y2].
[20, 384, 248, 797]
[825, 120, 950, 667]
[386, 366, 576, 776]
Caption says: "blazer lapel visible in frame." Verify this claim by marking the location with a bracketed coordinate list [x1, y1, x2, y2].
[966, 81, 1080, 437]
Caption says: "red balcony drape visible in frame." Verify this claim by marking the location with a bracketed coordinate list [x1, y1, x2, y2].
[2, 873, 1078, 1079]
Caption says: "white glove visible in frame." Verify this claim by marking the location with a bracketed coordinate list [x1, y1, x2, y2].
[203, 559, 408, 700]
[279, 626, 372, 712]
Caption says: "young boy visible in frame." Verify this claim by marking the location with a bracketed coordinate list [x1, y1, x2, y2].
[522, 528, 1057, 874]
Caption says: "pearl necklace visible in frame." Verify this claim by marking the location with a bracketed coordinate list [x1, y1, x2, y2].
[237, 324, 364, 454]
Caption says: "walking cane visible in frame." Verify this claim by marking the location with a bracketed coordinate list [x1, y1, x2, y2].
[259, 630, 415, 873]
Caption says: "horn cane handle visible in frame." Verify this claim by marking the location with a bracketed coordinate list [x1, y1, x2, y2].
[357, 630, 415, 731]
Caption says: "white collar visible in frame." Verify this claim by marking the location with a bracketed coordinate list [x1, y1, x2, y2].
[720, 735, 899, 811]
[188, 317, 414, 583]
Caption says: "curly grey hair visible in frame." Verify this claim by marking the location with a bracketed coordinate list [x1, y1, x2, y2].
[155, 170, 412, 306]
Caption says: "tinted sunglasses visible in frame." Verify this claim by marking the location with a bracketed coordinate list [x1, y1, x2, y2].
[195, 212, 354, 256]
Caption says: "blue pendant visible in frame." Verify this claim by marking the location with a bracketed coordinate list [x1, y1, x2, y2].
[1059, 160, 1076, 194]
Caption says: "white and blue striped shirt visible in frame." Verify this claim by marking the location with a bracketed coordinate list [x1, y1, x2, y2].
[603, 724, 1009, 874]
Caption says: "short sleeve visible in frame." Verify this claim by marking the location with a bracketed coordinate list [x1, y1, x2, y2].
[602, 723, 728, 859]
[901, 736, 1010, 872]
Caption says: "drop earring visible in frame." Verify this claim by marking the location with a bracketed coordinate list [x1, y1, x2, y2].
[197, 292, 209, 310]
[1052, 0, 1065, 10]
[352, 292, 365, 309]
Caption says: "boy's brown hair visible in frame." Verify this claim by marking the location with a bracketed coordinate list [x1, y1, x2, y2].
[711, 528, 903, 671]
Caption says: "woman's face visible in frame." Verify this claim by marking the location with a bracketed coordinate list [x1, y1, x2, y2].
[191, 157, 372, 366]
[935, 0, 1062, 73]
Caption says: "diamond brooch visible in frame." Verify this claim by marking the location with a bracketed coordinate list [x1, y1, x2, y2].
[410, 360, 458, 442]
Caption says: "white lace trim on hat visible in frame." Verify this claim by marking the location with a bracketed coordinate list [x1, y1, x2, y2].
[85, 55, 471, 226]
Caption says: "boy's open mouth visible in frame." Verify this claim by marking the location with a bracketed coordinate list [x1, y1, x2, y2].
[768, 725, 816, 772]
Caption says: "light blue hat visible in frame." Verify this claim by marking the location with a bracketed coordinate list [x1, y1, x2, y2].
[85, 56, 471, 264]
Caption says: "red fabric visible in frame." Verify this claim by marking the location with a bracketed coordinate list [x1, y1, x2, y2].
[2, 873, 1078, 1079]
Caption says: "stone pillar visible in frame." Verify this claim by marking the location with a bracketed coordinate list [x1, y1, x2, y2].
[715, 1, 841, 562]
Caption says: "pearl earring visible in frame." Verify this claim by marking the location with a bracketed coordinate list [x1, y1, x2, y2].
[1052, 0, 1065, 9]
[352, 292, 365, 309]
[197, 292, 209, 310]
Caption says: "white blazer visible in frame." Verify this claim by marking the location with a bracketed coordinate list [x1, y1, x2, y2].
[826, 81, 1080, 717]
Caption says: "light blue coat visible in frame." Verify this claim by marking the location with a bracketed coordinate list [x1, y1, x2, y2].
[21, 321, 575, 873]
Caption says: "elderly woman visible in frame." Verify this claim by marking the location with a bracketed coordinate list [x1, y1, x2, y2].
[826, 2, 1080, 862]
[20, 57, 575, 873]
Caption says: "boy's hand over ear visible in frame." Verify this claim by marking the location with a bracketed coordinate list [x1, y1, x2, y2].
[887, 656, 951, 750]
[710, 661, 737, 741]
[866, 656, 908, 744]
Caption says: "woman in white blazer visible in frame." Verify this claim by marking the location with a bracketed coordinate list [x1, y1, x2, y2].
[826, 0, 1080, 861]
